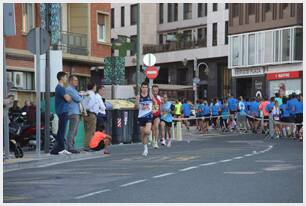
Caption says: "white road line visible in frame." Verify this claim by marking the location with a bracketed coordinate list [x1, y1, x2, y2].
[152, 173, 175, 178]
[233, 156, 244, 160]
[199, 162, 217, 166]
[74, 189, 111, 199]
[244, 154, 253, 157]
[219, 159, 232, 163]
[120, 179, 147, 187]
[179, 166, 198, 172]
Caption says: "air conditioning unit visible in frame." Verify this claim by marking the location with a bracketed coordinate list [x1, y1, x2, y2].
[13, 72, 24, 88]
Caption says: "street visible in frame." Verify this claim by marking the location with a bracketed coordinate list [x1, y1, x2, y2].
[4, 132, 303, 203]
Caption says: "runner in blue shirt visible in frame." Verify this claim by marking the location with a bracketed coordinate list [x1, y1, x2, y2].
[228, 95, 238, 114]
[210, 99, 221, 129]
[249, 98, 260, 133]
[181, 99, 191, 130]
[220, 99, 229, 131]
[280, 97, 291, 138]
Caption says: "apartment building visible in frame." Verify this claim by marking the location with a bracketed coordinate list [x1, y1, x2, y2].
[111, 3, 229, 100]
[228, 3, 303, 98]
[4, 3, 111, 105]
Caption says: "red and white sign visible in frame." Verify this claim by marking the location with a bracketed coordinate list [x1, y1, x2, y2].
[145, 66, 159, 79]
[266, 71, 301, 80]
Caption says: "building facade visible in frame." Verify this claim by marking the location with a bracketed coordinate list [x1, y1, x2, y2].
[4, 3, 111, 106]
[228, 3, 303, 99]
[111, 3, 229, 100]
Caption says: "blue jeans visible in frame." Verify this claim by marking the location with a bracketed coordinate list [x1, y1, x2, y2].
[54, 112, 68, 151]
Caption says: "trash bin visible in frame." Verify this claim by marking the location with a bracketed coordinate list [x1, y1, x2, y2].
[132, 109, 141, 143]
[111, 109, 123, 144]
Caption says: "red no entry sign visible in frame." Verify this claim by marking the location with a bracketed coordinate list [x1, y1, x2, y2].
[144, 66, 159, 79]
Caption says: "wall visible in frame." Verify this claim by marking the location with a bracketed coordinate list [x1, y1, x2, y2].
[68, 4, 88, 34]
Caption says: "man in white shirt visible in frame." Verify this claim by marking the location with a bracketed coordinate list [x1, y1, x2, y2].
[83, 82, 98, 150]
[96, 85, 107, 130]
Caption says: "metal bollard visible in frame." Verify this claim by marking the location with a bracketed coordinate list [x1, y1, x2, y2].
[171, 123, 175, 140]
[176, 121, 183, 141]
[269, 113, 274, 138]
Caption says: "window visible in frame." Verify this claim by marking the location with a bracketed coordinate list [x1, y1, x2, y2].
[7, 71, 35, 90]
[77, 76, 90, 92]
[22, 4, 35, 33]
[294, 27, 302, 61]
[166, 32, 177, 42]
[225, 3, 228, 9]
[232, 3, 239, 17]
[183, 30, 192, 42]
[183, 3, 192, 20]
[212, 23, 217, 46]
[232, 37, 240, 66]
[159, 34, 163, 44]
[290, 4, 295, 17]
[168, 3, 178, 22]
[225, 21, 228, 45]
[256, 33, 263, 64]
[248, 4, 255, 15]
[97, 13, 109, 43]
[111, 9, 114, 28]
[130, 35, 137, 56]
[213, 3, 218, 12]
[264, 31, 273, 63]
[264, 3, 271, 12]
[248, 34, 255, 65]
[121, 7, 125, 27]
[282, 29, 290, 61]
[272, 4, 277, 20]
[273, 30, 280, 62]
[159, 3, 164, 24]
[198, 3, 207, 17]
[130, 4, 137, 25]
[197, 27, 207, 47]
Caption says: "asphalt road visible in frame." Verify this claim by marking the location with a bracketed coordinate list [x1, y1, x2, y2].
[3, 132, 303, 203]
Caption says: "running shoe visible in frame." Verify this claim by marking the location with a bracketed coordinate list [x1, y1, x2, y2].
[161, 139, 166, 146]
[142, 150, 148, 157]
[59, 149, 72, 155]
[167, 140, 172, 148]
[154, 141, 159, 149]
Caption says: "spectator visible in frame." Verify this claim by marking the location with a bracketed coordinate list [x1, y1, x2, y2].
[89, 125, 112, 154]
[65, 75, 83, 154]
[272, 101, 281, 139]
[50, 72, 72, 155]
[9, 100, 20, 114]
[96, 85, 107, 131]
[83, 82, 98, 151]
[21, 99, 31, 113]
[275, 93, 283, 106]
[238, 96, 247, 132]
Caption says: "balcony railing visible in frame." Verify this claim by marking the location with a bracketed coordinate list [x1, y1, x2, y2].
[143, 39, 207, 54]
[59, 31, 88, 56]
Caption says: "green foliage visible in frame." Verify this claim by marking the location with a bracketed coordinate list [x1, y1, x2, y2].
[104, 57, 125, 85]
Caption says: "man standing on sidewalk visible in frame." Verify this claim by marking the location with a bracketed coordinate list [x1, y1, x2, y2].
[66, 75, 83, 154]
[83, 82, 98, 150]
[50, 72, 72, 155]
[96, 85, 107, 130]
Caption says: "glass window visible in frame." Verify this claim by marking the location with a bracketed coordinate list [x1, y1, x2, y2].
[22, 4, 35, 33]
[159, 3, 163, 24]
[232, 3, 239, 17]
[273, 30, 280, 62]
[111, 9, 114, 28]
[77, 76, 90, 92]
[248, 34, 255, 65]
[256, 33, 263, 64]
[225, 3, 228, 9]
[294, 27, 302, 61]
[26, 72, 34, 90]
[130, 35, 137, 56]
[242, 35, 246, 65]
[197, 27, 207, 47]
[97, 13, 107, 42]
[198, 3, 207, 17]
[130, 4, 137, 25]
[212, 23, 217, 46]
[121, 7, 125, 27]
[248, 4, 255, 15]
[183, 30, 192, 42]
[213, 3, 218, 12]
[183, 3, 192, 20]
[168, 3, 178, 22]
[159, 34, 163, 44]
[264, 3, 271, 12]
[264, 31, 273, 63]
[232, 36, 240, 66]
[282, 29, 290, 61]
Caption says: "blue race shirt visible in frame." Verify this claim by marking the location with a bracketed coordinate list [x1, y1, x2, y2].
[211, 104, 220, 116]
[266, 102, 275, 113]
[228, 97, 238, 111]
[55, 84, 68, 115]
[201, 104, 210, 116]
[221, 105, 229, 119]
[182, 103, 191, 117]
[280, 104, 290, 118]
[249, 101, 259, 115]
[161, 101, 173, 122]
[295, 101, 303, 114]
[287, 98, 299, 115]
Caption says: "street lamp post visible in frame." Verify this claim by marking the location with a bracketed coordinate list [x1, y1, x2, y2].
[192, 57, 208, 104]
[136, 3, 141, 95]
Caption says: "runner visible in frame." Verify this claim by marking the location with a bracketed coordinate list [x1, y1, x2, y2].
[151, 85, 162, 149]
[249, 97, 260, 134]
[181, 99, 191, 131]
[135, 82, 154, 157]
[160, 94, 174, 147]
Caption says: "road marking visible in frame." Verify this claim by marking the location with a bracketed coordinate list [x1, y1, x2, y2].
[224, 171, 258, 175]
[233, 156, 244, 160]
[244, 154, 253, 157]
[75, 189, 111, 199]
[120, 179, 147, 187]
[199, 162, 217, 166]
[152, 173, 175, 178]
[179, 166, 198, 172]
[219, 159, 232, 163]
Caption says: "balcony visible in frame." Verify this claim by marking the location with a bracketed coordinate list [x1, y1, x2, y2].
[143, 39, 207, 54]
[59, 31, 88, 56]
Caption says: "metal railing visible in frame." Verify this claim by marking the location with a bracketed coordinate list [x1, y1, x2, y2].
[143, 39, 207, 54]
[59, 31, 88, 56]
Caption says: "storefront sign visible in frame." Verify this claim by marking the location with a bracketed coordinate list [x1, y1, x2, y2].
[266, 71, 301, 80]
[232, 68, 264, 77]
